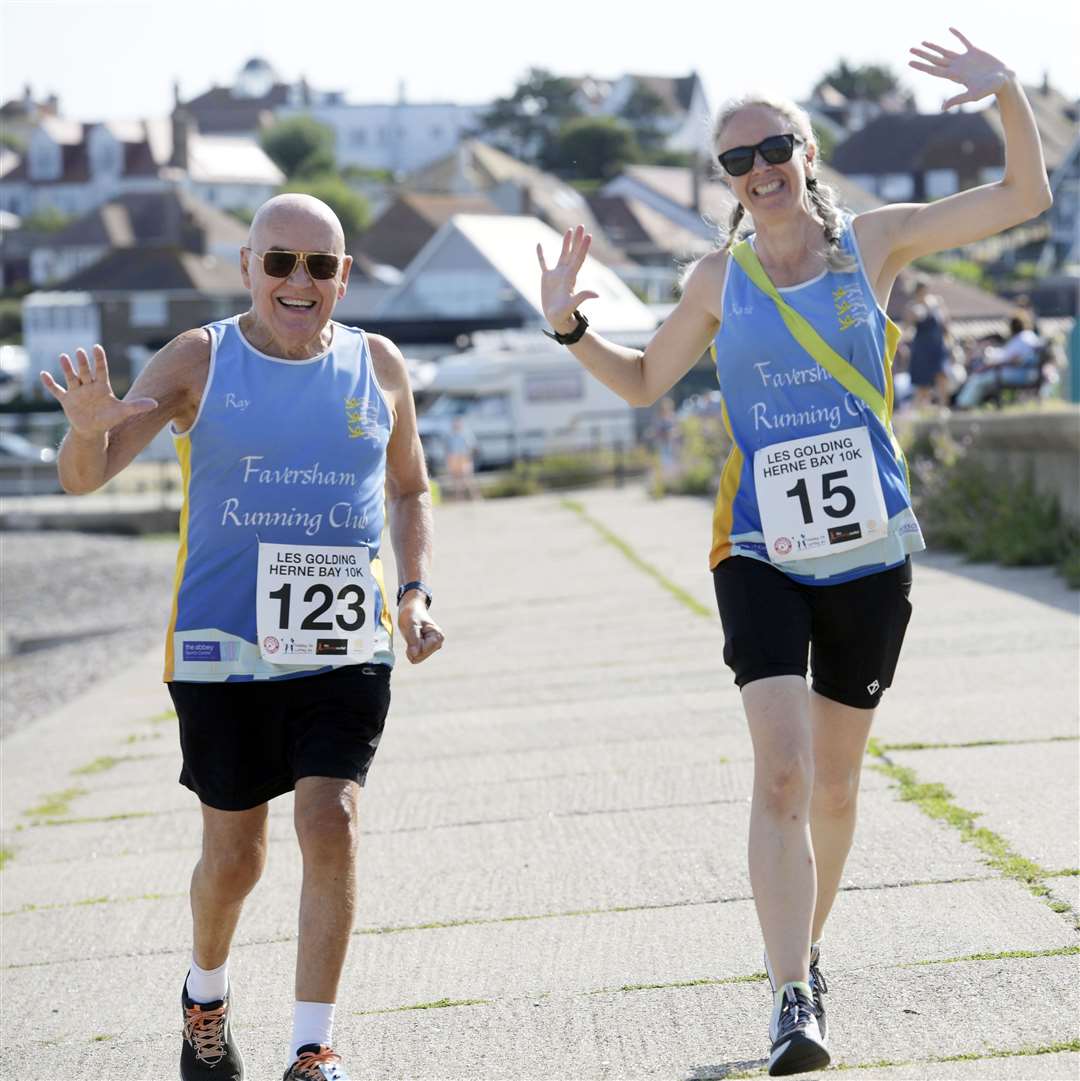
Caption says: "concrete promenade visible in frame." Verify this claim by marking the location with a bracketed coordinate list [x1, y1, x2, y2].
[2, 486, 1078, 1080]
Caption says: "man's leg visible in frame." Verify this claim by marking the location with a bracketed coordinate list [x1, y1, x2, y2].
[191, 802, 269, 971]
[808, 692, 875, 944]
[284, 775, 360, 1070]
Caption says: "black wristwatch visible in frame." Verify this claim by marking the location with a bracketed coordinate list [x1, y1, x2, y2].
[542, 310, 589, 345]
[396, 580, 433, 608]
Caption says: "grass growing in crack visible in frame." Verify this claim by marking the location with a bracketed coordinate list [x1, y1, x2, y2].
[71, 756, 120, 776]
[867, 746, 1074, 922]
[34, 811, 157, 828]
[354, 997, 489, 1016]
[23, 787, 87, 819]
[0, 847, 12, 870]
[881, 735, 1078, 752]
[596, 972, 767, 996]
[904, 945, 1079, 966]
[146, 709, 176, 724]
[561, 499, 714, 619]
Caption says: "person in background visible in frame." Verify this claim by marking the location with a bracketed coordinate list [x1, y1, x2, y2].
[905, 279, 952, 408]
[444, 415, 482, 500]
[954, 312, 1044, 408]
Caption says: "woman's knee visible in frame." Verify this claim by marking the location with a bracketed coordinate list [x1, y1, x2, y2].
[755, 754, 814, 816]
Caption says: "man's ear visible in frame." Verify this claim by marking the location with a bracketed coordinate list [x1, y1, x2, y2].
[240, 247, 253, 289]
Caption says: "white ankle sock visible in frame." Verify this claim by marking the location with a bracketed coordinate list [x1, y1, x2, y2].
[290, 1001, 335, 1065]
[186, 956, 229, 1003]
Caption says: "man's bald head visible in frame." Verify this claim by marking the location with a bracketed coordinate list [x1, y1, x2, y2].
[249, 193, 346, 255]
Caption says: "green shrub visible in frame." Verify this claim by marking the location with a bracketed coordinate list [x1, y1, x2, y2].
[912, 431, 1079, 585]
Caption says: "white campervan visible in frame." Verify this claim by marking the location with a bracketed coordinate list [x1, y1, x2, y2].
[418, 331, 638, 471]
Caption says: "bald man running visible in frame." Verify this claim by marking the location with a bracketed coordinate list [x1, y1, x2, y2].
[43, 194, 444, 1081]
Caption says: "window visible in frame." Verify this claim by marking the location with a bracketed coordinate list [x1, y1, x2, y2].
[130, 293, 167, 326]
[351, 129, 367, 146]
[879, 174, 914, 201]
[925, 169, 958, 199]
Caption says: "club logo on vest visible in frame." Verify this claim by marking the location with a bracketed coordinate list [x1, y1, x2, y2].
[225, 393, 250, 411]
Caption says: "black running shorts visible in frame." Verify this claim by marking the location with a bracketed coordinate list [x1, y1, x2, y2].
[169, 664, 391, 811]
[712, 556, 912, 710]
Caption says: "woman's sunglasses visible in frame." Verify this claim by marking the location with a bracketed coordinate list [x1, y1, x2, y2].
[248, 248, 341, 280]
[717, 134, 804, 177]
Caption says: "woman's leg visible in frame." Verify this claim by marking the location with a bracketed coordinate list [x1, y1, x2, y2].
[808, 692, 875, 943]
[743, 674, 817, 990]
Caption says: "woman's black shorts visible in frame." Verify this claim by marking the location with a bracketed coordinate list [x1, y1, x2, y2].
[169, 663, 391, 811]
[712, 556, 912, 710]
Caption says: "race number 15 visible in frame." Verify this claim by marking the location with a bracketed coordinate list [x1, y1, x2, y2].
[786, 470, 856, 524]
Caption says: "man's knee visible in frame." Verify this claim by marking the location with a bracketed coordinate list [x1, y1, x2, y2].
[198, 810, 268, 898]
[295, 783, 359, 862]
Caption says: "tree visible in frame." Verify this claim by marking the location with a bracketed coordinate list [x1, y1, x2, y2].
[547, 117, 641, 181]
[618, 83, 670, 154]
[815, 61, 912, 105]
[280, 177, 371, 238]
[21, 207, 72, 233]
[478, 68, 582, 163]
[261, 116, 336, 179]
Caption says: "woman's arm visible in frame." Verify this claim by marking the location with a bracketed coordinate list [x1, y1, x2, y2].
[855, 29, 1052, 289]
[537, 227, 723, 407]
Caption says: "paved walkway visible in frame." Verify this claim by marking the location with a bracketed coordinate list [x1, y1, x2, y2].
[2, 487, 1078, 1080]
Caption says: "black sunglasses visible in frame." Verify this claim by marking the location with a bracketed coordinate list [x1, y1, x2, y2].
[717, 134, 804, 177]
[249, 248, 341, 280]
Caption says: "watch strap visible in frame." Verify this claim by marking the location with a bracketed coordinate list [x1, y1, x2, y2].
[542, 310, 589, 345]
[396, 580, 432, 607]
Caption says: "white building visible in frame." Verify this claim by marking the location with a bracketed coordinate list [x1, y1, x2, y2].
[376, 214, 655, 333]
[285, 98, 486, 176]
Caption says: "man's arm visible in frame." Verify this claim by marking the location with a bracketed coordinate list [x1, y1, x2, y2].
[43, 329, 209, 494]
[369, 333, 444, 664]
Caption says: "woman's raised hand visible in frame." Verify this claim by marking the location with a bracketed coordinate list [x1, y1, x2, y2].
[909, 28, 1012, 111]
[40, 345, 157, 437]
[536, 225, 600, 334]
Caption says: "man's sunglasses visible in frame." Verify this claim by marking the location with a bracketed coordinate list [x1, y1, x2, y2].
[248, 249, 342, 280]
[717, 134, 804, 177]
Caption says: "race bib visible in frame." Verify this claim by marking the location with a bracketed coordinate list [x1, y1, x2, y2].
[256, 543, 375, 665]
[753, 428, 887, 563]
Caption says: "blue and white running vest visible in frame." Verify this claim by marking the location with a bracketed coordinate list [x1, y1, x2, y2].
[165, 317, 394, 681]
[710, 222, 925, 583]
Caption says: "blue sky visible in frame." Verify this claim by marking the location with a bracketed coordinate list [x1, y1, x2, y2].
[3, 0, 1077, 123]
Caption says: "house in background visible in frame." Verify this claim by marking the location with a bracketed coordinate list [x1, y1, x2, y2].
[401, 140, 625, 268]
[573, 73, 711, 155]
[0, 85, 61, 148]
[355, 192, 504, 271]
[0, 105, 283, 220]
[28, 187, 248, 287]
[375, 214, 654, 333]
[24, 248, 247, 394]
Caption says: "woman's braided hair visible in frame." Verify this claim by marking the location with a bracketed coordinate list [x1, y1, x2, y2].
[714, 94, 856, 272]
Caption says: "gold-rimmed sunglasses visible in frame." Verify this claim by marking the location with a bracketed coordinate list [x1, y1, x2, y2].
[247, 248, 342, 280]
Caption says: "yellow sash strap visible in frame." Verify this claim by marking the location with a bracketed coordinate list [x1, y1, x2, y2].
[730, 240, 903, 461]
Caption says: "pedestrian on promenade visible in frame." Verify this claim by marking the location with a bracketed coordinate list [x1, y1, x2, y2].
[536, 29, 1049, 1078]
[444, 415, 482, 500]
[41, 193, 444, 1081]
[905, 278, 953, 408]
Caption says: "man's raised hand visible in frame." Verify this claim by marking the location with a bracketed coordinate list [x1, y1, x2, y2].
[40, 345, 158, 436]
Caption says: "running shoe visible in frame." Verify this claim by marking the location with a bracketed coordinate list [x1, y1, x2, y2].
[181, 980, 244, 1080]
[768, 984, 830, 1077]
[282, 1044, 351, 1080]
[809, 943, 828, 1043]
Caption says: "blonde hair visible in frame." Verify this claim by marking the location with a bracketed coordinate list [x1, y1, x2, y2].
[713, 94, 856, 273]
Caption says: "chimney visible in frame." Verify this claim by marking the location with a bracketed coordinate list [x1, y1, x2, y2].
[1041, 71, 1050, 95]
[173, 79, 182, 108]
[171, 107, 193, 171]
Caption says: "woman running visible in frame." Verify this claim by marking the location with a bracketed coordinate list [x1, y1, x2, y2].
[536, 28, 1049, 1078]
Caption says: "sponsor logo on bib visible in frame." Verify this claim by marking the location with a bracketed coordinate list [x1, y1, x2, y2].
[773, 536, 793, 556]
[262, 635, 280, 654]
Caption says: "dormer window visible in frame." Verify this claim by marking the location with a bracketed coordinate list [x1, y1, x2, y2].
[29, 133, 61, 180]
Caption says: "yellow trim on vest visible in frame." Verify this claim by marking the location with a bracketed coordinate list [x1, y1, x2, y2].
[163, 435, 192, 682]
[371, 556, 394, 641]
[709, 395, 744, 569]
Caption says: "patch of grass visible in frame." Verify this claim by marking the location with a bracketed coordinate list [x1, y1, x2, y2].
[1047, 868, 1079, 877]
[355, 997, 489, 1016]
[0, 847, 12, 870]
[90, 1034, 112, 1043]
[904, 945, 1079, 966]
[123, 732, 163, 744]
[562, 498, 714, 618]
[938, 1038, 1080, 1062]
[1049, 901, 1072, 913]
[71, 755, 121, 775]
[597, 971, 766, 996]
[23, 786, 87, 819]
[867, 747, 1072, 920]
[33, 811, 157, 828]
[882, 735, 1078, 752]
[146, 709, 177, 724]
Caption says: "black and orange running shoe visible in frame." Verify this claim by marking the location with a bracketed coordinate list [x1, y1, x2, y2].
[181, 978, 244, 1080]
